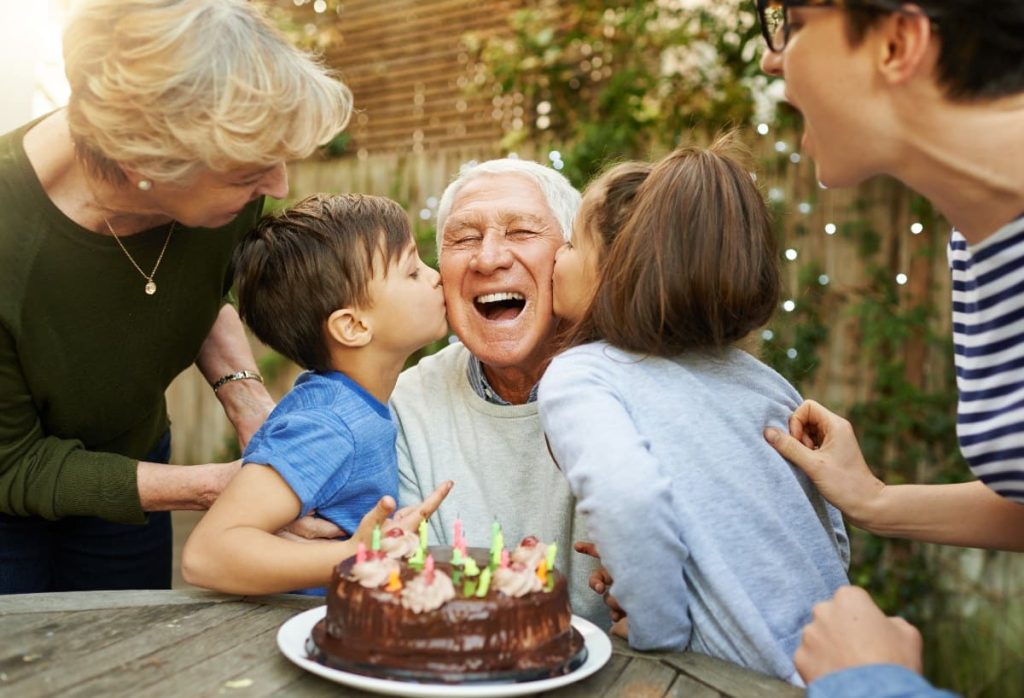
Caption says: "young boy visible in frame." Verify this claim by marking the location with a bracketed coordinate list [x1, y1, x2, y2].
[182, 193, 452, 595]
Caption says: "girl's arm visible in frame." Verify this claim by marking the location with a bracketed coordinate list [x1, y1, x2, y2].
[765, 400, 1024, 551]
[539, 357, 691, 651]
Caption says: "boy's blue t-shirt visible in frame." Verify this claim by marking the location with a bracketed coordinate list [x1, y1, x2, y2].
[242, 370, 399, 536]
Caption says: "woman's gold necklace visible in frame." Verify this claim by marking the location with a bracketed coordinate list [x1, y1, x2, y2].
[103, 218, 175, 295]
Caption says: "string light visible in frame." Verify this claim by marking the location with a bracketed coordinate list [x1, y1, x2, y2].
[789, 153, 801, 164]
[824, 223, 837, 235]
[787, 348, 798, 359]
[783, 300, 796, 312]
[896, 273, 908, 285]
[818, 274, 830, 286]
[785, 248, 798, 261]
[910, 223, 924, 235]
[762, 329, 774, 341]
[757, 123, 769, 135]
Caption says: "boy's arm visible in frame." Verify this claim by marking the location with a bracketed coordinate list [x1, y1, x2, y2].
[181, 464, 391, 595]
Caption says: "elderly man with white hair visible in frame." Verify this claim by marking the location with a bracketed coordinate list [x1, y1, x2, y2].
[390, 159, 607, 625]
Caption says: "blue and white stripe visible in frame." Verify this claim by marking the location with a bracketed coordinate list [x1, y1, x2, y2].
[949, 213, 1024, 503]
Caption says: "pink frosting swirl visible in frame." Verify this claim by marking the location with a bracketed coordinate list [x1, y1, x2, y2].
[348, 554, 399, 589]
[510, 537, 548, 571]
[380, 529, 420, 559]
[400, 570, 456, 613]
[493, 562, 543, 598]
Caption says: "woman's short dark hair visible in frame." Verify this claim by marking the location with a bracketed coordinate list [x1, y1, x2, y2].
[569, 133, 779, 357]
[844, 1, 1024, 100]
[233, 193, 411, 372]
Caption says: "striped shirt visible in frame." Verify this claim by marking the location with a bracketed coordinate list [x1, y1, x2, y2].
[949, 213, 1024, 503]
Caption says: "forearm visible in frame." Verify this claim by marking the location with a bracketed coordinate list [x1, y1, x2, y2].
[136, 460, 239, 511]
[194, 304, 275, 444]
[863, 480, 1024, 551]
[182, 525, 356, 595]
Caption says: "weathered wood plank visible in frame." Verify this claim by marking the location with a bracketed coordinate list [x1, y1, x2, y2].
[604, 655, 678, 698]
[0, 605, 217, 689]
[537, 651, 630, 697]
[660, 652, 804, 698]
[0, 589, 238, 615]
[665, 672, 725, 698]
[5, 602, 258, 697]
[65, 606, 291, 698]
[194, 646, 308, 698]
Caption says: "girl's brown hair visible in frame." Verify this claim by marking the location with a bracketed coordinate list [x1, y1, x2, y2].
[567, 133, 779, 357]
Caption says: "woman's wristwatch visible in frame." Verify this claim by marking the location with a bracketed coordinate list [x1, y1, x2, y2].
[211, 369, 264, 393]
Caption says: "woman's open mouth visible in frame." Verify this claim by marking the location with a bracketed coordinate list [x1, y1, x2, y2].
[474, 291, 526, 321]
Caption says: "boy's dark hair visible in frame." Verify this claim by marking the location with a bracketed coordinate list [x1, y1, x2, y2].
[843, 1, 1024, 100]
[569, 133, 779, 357]
[233, 193, 411, 372]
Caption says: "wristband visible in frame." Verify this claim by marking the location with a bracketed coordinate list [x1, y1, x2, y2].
[211, 369, 264, 393]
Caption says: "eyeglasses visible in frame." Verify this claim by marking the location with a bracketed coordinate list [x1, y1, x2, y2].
[756, 0, 930, 53]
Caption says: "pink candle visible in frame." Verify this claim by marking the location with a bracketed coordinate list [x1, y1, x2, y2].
[356, 542, 367, 564]
[453, 518, 463, 548]
[425, 553, 436, 584]
[500, 549, 510, 569]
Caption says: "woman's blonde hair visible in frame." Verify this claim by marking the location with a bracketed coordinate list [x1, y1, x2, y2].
[64, 0, 352, 184]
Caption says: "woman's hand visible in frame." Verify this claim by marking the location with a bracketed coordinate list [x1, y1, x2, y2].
[137, 459, 241, 511]
[796, 586, 923, 683]
[764, 399, 886, 528]
[218, 380, 276, 451]
[574, 541, 626, 622]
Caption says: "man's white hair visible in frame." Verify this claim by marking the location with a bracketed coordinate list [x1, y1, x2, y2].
[435, 158, 581, 254]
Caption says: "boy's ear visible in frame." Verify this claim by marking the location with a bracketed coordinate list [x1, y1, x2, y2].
[876, 9, 935, 87]
[326, 308, 372, 348]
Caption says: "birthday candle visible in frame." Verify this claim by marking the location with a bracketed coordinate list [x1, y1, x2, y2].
[545, 543, 557, 570]
[475, 567, 492, 597]
[463, 556, 480, 577]
[371, 525, 381, 552]
[453, 518, 463, 547]
[356, 541, 367, 564]
[418, 519, 428, 550]
[386, 569, 402, 592]
[425, 554, 435, 583]
[537, 559, 548, 585]
[452, 546, 464, 566]
[500, 548, 510, 569]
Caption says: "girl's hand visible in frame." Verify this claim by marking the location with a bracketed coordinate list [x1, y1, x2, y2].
[574, 541, 626, 622]
[349, 496, 399, 545]
[764, 399, 886, 528]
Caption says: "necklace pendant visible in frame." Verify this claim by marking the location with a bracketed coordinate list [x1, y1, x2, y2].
[145, 280, 157, 295]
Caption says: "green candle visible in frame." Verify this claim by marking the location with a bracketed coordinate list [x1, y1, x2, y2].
[371, 525, 381, 552]
[475, 567, 492, 597]
[545, 543, 557, 570]
[463, 556, 480, 577]
[452, 546, 463, 566]
[418, 520, 428, 550]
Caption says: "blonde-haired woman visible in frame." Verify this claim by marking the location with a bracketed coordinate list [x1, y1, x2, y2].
[0, 0, 352, 593]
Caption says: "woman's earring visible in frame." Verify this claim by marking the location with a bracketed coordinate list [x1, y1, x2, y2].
[137, 179, 153, 191]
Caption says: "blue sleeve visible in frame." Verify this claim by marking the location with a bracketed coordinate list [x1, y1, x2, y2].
[538, 354, 691, 651]
[242, 411, 355, 519]
[810, 665, 960, 698]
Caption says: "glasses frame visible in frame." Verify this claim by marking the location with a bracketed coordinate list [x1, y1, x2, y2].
[756, 0, 933, 53]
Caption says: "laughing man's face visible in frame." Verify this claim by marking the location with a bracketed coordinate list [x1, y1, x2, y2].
[439, 173, 565, 373]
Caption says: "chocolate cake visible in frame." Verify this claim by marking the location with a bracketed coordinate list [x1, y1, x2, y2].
[309, 533, 587, 683]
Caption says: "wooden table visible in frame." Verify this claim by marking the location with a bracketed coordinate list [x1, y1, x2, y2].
[0, 590, 803, 697]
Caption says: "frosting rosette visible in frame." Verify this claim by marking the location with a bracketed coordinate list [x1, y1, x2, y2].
[400, 569, 456, 613]
[493, 562, 543, 598]
[380, 528, 420, 559]
[348, 553, 399, 589]
[510, 536, 548, 571]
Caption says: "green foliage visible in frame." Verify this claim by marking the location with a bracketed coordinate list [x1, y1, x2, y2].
[465, 0, 767, 186]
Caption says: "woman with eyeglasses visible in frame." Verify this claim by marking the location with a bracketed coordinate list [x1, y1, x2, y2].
[0, 0, 351, 594]
[755, 0, 1023, 694]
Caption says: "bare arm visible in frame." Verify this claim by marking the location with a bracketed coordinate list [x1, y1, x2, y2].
[194, 304, 276, 449]
[765, 400, 1024, 551]
[182, 466, 453, 595]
